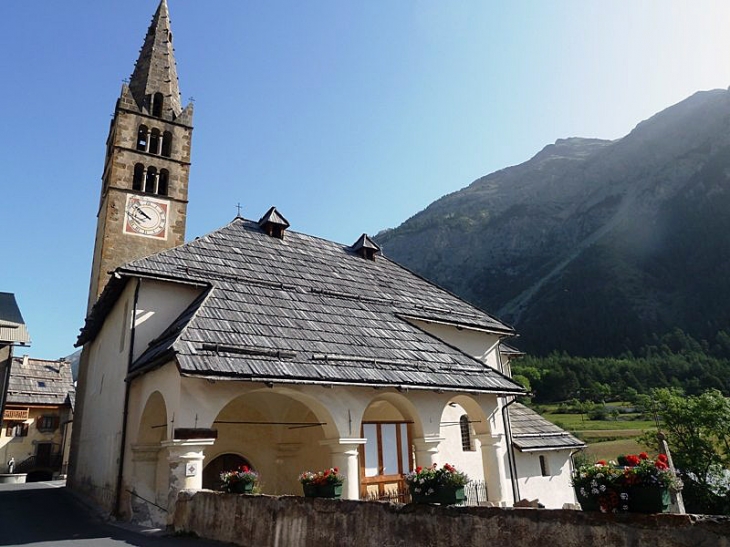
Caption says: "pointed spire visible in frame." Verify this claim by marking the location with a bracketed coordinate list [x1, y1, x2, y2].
[128, 0, 183, 120]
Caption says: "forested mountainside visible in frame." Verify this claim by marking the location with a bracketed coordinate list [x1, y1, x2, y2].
[377, 89, 730, 358]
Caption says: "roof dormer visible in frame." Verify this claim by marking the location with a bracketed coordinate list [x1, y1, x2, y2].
[258, 207, 290, 239]
[351, 234, 380, 261]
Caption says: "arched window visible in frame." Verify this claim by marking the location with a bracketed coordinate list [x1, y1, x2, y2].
[158, 169, 169, 196]
[145, 166, 158, 193]
[460, 415, 472, 451]
[152, 92, 164, 117]
[136, 125, 148, 151]
[149, 128, 161, 155]
[161, 131, 173, 157]
[133, 163, 144, 191]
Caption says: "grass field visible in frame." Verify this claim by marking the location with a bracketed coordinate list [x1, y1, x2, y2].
[536, 403, 658, 462]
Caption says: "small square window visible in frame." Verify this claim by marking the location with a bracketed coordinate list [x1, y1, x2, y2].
[37, 381, 46, 388]
[36, 415, 58, 432]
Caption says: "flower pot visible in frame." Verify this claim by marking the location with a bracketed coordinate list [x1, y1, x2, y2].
[302, 482, 343, 499]
[575, 488, 601, 512]
[625, 486, 670, 514]
[410, 485, 465, 505]
[229, 481, 255, 494]
[317, 483, 343, 499]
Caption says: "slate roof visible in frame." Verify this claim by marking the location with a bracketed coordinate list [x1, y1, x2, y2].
[6, 357, 75, 407]
[509, 402, 585, 452]
[81, 216, 523, 394]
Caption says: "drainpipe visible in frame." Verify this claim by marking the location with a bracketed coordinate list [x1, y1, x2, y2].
[496, 341, 521, 504]
[501, 396, 520, 505]
[114, 278, 141, 518]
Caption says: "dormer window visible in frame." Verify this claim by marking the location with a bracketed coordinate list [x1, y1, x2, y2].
[351, 234, 380, 261]
[258, 207, 290, 240]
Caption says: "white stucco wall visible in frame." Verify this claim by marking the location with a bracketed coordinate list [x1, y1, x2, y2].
[514, 449, 578, 508]
[71, 278, 202, 511]
[407, 319, 505, 373]
[437, 403, 485, 483]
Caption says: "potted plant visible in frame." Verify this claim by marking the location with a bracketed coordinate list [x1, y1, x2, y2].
[405, 463, 469, 505]
[572, 453, 681, 513]
[220, 465, 259, 494]
[299, 467, 345, 499]
[615, 452, 682, 513]
[571, 460, 623, 512]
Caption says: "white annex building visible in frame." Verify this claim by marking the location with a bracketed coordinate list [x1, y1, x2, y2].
[68, 1, 583, 527]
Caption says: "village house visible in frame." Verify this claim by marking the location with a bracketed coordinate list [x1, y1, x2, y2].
[68, 1, 583, 527]
[0, 356, 75, 481]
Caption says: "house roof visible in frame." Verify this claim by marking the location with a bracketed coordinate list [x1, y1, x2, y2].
[0, 292, 30, 345]
[509, 402, 585, 452]
[6, 357, 75, 407]
[82, 216, 523, 394]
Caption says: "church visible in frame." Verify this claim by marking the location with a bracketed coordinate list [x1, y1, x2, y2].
[68, 0, 583, 527]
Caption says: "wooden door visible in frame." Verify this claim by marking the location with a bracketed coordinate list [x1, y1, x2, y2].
[36, 443, 52, 467]
[359, 422, 411, 500]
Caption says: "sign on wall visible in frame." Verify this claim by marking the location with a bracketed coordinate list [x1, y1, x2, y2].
[3, 408, 29, 420]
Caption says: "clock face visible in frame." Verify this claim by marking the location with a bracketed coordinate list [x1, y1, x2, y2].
[124, 195, 169, 239]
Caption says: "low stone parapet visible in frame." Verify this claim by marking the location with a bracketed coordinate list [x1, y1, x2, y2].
[0, 474, 27, 484]
[173, 490, 730, 547]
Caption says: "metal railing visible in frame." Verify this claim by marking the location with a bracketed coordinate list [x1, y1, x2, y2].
[362, 480, 489, 506]
[15, 454, 64, 473]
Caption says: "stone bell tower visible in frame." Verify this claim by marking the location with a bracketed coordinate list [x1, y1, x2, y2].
[87, 0, 193, 311]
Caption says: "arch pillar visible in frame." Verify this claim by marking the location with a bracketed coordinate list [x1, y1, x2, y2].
[412, 436, 445, 467]
[162, 438, 215, 524]
[475, 432, 510, 505]
[320, 438, 366, 500]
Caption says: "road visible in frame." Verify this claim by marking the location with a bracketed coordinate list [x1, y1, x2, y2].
[0, 480, 226, 547]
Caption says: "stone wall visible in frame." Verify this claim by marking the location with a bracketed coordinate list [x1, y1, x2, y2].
[173, 491, 730, 547]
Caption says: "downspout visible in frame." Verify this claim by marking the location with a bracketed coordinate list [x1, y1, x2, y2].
[496, 341, 521, 504]
[501, 395, 520, 504]
[114, 278, 141, 518]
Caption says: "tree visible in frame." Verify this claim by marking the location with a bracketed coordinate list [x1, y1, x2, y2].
[639, 388, 730, 514]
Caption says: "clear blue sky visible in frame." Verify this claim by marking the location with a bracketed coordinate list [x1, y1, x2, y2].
[2, 1, 729, 360]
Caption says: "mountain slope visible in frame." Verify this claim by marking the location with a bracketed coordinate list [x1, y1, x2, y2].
[377, 89, 730, 356]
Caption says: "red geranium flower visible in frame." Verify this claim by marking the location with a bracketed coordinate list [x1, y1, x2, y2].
[638, 452, 649, 460]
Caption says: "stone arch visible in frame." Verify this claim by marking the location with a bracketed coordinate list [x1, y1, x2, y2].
[137, 390, 168, 444]
[133, 163, 144, 191]
[161, 131, 172, 157]
[204, 387, 342, 496]
[358, 392, 423, 499]
[149, 128, 161, 155]
[136, 125, 148, 151]
[202, 452, 254, 491]
[438, 394, 500, 493]
[151, 92, 164, 117]
[158, 169, 169, 196]
[443, 394, 492, 437]
[128, 391, 169, 525]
